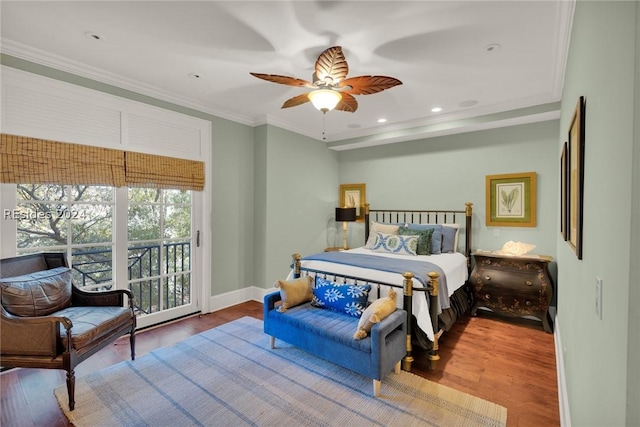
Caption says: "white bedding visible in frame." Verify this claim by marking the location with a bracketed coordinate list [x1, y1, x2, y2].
[290, 247, 468, 341]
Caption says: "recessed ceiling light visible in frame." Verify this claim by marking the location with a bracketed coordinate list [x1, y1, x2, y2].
[85, 31, 104, 41]
[485, 43, 501, 53]
[377, 118, 387, 123]
[459, 99, 479, 108]
[431, 107, 442, 113]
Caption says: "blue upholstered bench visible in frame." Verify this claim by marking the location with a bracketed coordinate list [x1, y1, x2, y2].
[263, 292, 407, 396]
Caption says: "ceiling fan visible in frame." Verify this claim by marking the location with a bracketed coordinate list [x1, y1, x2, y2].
[250, 46, 402, 113]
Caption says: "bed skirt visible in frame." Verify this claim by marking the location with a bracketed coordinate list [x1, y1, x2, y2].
[412, 284, 472, 351]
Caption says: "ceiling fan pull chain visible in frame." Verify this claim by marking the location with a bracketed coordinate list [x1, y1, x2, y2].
[322, 113, 327, 141]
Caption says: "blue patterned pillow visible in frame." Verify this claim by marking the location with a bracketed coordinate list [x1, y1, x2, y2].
[371, 232, 418, 256]
[312, 277, 371, 318]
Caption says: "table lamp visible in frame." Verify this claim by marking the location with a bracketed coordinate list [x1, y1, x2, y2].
[335, 207, 357, 250]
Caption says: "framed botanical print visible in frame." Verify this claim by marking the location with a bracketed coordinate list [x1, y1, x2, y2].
[339, 183, 366, 222]
[486, 172, 537, 227]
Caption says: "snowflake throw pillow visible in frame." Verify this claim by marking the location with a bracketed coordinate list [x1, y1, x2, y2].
[311, 276, 371, 318]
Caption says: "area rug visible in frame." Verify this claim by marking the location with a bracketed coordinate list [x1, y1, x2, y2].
[55, 316, 507, 426]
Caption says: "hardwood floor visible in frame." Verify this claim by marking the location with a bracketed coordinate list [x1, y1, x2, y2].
[0, 301, 559, 427]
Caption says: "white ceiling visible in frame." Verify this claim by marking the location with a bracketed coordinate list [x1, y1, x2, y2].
[0, 1, 574, 149]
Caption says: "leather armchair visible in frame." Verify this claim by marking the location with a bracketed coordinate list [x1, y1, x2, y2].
[0, 252, 136, 410]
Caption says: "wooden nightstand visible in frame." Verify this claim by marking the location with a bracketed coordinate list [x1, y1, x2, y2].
[324, 247, 344, 252]
[469, 252, 554, 333]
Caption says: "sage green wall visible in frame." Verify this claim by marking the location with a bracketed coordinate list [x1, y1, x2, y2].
[0, 55, 257, 297]
[253, 124, 339, 286]
[253, 125, 268, 291]
[337, 120, 560, 257]
[211, 119, 255, 294]
[557, 2, 638, 426]
[630, 3, 640, 423]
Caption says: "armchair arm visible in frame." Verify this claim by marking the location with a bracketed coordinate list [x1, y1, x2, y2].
[72, 286, 134, 309]
[1, 307, 73, 357]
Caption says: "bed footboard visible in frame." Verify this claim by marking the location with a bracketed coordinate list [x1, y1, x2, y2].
[292, 253, 441, 372]
[426, 272, 440, 370]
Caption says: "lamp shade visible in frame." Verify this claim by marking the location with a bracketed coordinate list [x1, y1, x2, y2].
[308, 89, 342, 112]
[335, 207, 356, 222]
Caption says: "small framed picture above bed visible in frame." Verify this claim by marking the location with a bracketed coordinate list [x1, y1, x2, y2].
[339, 183, 366, 222]
[485, 171, 537, 227]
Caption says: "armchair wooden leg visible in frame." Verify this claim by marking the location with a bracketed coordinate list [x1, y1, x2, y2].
[66, 369, 76, 411]
[130, 331, 136, 360]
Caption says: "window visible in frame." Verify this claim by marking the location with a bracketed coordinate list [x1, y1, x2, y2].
[16, 184, 115, 290]
[8, 183, 197, 326]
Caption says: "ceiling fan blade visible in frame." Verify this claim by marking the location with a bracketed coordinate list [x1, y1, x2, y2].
[250, 73, 313, 87]
[314, 46, 348, 86]
[339, 75, 403, 95]
[334, 92, 358, 113]
[281, 93, 312, 109]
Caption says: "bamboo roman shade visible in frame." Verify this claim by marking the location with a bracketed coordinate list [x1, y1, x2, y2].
[1, 134, 126, 186]
[0, 134, 205, 191]
[126, 151, 204, 191]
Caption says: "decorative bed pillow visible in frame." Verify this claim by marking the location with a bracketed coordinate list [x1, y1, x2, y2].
[365, 222, 399, 248]
[399, 226, 433, 255]
[441, 224, 460, 253]
[354, 288, 397, 340]
[365, 233, 380, 249]
[0, 267, 72, 317]
[275, 276, 313, 312]
[371, 232, 418, 256]
[312, 276, 371, 318]
[401, 224, 442, 254]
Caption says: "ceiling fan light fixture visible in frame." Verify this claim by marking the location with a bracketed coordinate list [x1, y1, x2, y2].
[308, 89, 342, 113]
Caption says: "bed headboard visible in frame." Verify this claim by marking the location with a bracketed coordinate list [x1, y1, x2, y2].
[364, 202, 473, 266]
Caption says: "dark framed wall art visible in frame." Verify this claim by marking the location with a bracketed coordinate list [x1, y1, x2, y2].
[567, 96, 585, 260]
[561, 141, 568, 241]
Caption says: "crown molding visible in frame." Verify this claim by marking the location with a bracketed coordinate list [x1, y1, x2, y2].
[328, 110, 560, 151]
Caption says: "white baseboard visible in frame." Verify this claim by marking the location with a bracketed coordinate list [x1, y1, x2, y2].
[207, 286, 276, 313]
[554, 313, 571, 427]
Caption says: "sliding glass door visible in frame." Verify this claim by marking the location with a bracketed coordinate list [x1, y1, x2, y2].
[126, 188, 199, 328]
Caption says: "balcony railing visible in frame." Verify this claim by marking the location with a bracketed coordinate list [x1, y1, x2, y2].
[71, 241, 191, 315]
